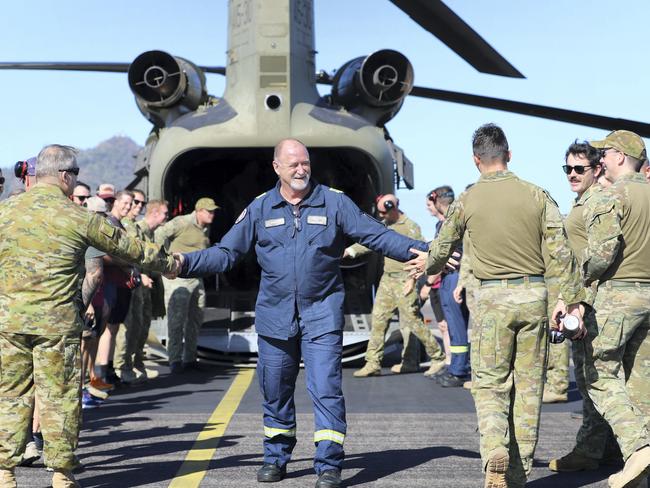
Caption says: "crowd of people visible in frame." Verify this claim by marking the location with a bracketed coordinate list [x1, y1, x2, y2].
[1, 129, 650, 488]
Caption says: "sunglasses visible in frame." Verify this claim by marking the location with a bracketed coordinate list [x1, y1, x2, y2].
[73, 195, 89, 201]
[102, 197, 116, 204]
[133, 199, 147, 206]
[562, 164, 593, 175]
[427, 193, 437, 203]
[59, 167, 80, 176]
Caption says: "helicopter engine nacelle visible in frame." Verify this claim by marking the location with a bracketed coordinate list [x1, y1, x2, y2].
[330, 49, 414, 126]
[128, 50, 208, 128]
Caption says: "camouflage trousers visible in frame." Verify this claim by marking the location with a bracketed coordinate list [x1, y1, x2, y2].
[0, 333, 81, 470]
[365, 273, 444, 368]
[545, 281, 569, 395]
[471, 282, 547, 487]
[584, 285, 650, 460]
[545, 341, 569, 395]
[572, 309, 619, 460]
[162, 277, 205, 364]
[114, 286, 152, 372]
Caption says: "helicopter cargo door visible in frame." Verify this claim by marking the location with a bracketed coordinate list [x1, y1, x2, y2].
[162, 146, 384, 362]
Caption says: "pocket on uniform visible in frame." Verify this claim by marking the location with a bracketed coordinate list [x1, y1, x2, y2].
[63, 337, 81, 385]
[591, 312, 624, 362]
[474, 312, 498, 372]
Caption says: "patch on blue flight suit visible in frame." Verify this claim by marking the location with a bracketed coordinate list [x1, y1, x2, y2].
[264, 218, 285, 228]
[235, 208, 247, 224]
[307, 215, 327, 225]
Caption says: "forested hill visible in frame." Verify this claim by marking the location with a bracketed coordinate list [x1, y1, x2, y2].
[0, 136, 142, 198]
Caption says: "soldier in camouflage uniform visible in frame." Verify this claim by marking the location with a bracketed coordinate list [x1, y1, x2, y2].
[351, 195, 445, 377]
[0, 145, 177, 488]
[114, 198, 169, 382]
[549, 140, 621, 472]
[582, 131, 650, 488]
[155, 197, 217, 372]
[406, 124, 585, 488]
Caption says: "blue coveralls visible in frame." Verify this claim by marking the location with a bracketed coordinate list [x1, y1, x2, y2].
[435, 221, 470, 377]
[181, 181, 428, 474]
[439, 270, 470, 376]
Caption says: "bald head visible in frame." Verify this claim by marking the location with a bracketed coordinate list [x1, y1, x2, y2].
[272, 138, 311, 196]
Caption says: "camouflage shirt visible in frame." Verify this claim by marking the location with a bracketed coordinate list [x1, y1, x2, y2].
[583, 172, 650, 284]
[563, 183, 602, 305]
[346, 212, 424, 274]
[426, 170, 585, 305]
[155, 212, 210, 253]
[0, 183, 175, 336]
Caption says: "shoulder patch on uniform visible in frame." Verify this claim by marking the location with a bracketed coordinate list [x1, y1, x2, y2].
[235, 208, 248, 224]
[255, 192, 267, 199]
[329, 188, 343, 193]
[100, 218, 116, 238]
[542, 189, 559, 208]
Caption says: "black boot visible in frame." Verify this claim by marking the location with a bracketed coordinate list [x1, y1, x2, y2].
[257, 463, 286, 482]
[315, 469, 341, 487]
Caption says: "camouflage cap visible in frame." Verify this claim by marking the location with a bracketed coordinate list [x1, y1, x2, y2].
[86, 196, 108, 213]
[195, 197, 219, 211]
[590, 130, 647, 160]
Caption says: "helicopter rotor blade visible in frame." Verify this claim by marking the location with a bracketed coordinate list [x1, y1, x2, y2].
[0, 62, 226, 75]
[389, 0, 524, 79]
[410, 85, 650, 138]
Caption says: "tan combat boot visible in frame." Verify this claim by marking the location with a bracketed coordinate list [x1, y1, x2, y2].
[548, 450, 599, 472]
[542, 389, 568, 403]
[423, 359, 446, 377]
[0, 468, 17, 488]
[353, 363, 381, 377]
[52, 469, 81, 488]
[390, 362, 419, 374]
[484, 447, 509, 488]
[609, 446, 650, 488]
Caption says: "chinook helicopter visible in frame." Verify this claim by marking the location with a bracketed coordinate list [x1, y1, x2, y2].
[2, 0, 650, 363]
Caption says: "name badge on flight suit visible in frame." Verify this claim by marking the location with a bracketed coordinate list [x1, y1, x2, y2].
[264, 218, 285, 228]
[307, 215, 327, 225]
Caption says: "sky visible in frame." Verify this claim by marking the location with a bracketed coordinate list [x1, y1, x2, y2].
[1, 0, 648, 238]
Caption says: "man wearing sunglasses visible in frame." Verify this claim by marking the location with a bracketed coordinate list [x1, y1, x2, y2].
[71, 182, 91, 207]
[544, 147, 605, 405]
[549, 141, 623, 472]
[576, 130, 650, 488]
[0, 144, 178, 488]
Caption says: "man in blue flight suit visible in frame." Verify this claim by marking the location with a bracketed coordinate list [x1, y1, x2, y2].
[173, 139, 428, 488]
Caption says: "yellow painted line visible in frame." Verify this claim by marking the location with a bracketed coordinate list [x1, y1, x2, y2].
[169, 368, 255, 488]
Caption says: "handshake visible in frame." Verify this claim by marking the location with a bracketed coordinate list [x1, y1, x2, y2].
[164, 252, 185, 279]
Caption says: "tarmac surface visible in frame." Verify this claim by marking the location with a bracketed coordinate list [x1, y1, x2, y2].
[13, 356, 637, 488]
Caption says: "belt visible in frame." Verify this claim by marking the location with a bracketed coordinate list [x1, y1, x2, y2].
[480, 275, 545, 286]
[600, 280, 650, 288]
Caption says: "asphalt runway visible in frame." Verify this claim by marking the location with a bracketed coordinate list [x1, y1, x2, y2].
[13, 359, 637, 488]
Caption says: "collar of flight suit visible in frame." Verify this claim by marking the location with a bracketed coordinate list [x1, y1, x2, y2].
[477, 169, 515, 182]
[268, 180, 325, 208]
